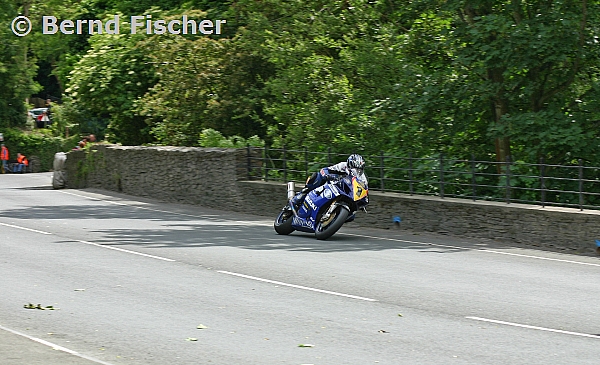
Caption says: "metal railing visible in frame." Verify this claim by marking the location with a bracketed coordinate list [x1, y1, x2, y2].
[245, 146, 600, 211]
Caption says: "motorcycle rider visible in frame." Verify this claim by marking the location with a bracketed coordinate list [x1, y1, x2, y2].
[290, 153, 366, 210]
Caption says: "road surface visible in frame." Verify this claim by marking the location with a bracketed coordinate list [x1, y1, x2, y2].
[1, 172, 599, 364]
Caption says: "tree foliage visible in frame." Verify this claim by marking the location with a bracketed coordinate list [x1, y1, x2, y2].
[2, 0, 600, 167]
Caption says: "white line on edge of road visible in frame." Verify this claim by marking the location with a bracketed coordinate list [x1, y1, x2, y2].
[466, 316, 600, 339]
[218, 270, 377, 302]
[77, 240, 176, 262]
[0, 222, 52, 235]
[0, 324, 116, 365]
[339, 233, 600, 268]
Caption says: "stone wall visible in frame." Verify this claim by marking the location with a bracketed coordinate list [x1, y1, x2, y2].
[66, 145, 600, 254]
[65, 145, 249, 211]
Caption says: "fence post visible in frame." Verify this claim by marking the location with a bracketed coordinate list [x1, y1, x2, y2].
[379, 151, 385, 192]
[264, 145, 269, 181]
[408, 152, 414, 195]
[540, 157, 546, 208]
[579, 158, 584, 211]
[246, 143, 251, 180]
[282, 145, 287, 182]
[471, 153, 476, 201]
[505, 155, 511, 203]
[439, 153, 445, 198]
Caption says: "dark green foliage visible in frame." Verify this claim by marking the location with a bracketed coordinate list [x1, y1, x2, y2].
[2, 0, 600, 172]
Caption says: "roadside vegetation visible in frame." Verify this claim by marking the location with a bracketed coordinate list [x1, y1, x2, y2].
[1, 0, 599, 169]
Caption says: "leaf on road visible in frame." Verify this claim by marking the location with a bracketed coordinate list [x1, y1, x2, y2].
[74, 289, 86, 291]
[197, 324, 208, 329]
[398, 314, 403, 317]
[298, 344, 314, 348]
[378, 330, 389, 333]
[186, 338, 198, 341]
[24, 303, 58, 310]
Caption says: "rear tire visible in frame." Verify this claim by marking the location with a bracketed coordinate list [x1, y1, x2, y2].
[274, 208, 295, 235]
[315, 206, 349, 240]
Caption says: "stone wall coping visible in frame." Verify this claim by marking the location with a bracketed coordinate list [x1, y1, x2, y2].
[101, 144, 239, 153]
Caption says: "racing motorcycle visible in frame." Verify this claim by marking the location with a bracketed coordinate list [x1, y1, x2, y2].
[274, 172, 369, 240]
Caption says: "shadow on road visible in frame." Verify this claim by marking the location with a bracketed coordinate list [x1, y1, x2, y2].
[87, 223, 512, 254]
[0, 204, 208, 222]
[0, 202, 566, 255]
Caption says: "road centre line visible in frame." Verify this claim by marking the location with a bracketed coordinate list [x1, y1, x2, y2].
[217, 270, 377, 302]
[466, 316, 600, 339]
[0, 219, 175, 262]
[76, 240, 176, 262]
[0, 222, 52, 235]
[339, 233, 600, 268]
[0, 324, 116, 365]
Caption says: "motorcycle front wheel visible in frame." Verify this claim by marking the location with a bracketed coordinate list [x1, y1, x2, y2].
[274, 208, 295, 235]
[315, 206, 349, 240]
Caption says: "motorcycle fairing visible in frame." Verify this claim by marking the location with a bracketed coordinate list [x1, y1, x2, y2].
[291, 184, 339, 232]
[352, 177, 368, 201]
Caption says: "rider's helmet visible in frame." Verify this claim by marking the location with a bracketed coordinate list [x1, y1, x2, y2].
[347, 154, 365, 176]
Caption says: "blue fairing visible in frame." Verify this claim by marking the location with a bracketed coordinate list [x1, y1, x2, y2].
[291, 184, 338, 232]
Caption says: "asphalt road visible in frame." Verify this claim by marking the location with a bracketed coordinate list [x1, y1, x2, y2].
[1, 172, 599, 365]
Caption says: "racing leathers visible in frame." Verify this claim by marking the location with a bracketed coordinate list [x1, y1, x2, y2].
[289, 161, 367, 209]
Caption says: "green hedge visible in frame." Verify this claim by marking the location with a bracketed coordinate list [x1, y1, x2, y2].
[1, 129, 80, 172]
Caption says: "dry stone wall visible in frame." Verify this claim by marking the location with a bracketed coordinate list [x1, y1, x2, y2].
[66, 145, 600, 254]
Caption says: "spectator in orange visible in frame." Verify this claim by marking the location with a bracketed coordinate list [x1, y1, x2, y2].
[14, 153, 29, 173]
[1, 144, 9, 173]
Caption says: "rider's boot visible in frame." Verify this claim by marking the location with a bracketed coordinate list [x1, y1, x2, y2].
[290, 187, 310, 209]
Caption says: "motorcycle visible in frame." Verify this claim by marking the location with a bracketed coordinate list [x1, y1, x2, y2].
[274, 172, 369, 240]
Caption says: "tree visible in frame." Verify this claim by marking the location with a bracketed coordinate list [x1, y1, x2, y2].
[232, 0, 408, 154]
[65, 23, 157, 145]
[397, 0, 600, 163]
[0, 0, 40, 128]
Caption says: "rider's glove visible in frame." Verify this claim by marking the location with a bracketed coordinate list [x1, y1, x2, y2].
[325, 174, 338, 182]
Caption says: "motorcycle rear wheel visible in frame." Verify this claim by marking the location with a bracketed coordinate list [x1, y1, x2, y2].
[315, 206, 349, 240]
[274, 208, 295, 235]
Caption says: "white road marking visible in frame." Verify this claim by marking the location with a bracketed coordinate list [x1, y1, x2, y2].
[339, 233, 600, 267]
[0, 220, 175, 262]
[0, 324, 116, 365]
[218, 270, 377, 302]
[466, 316, 600, 339]
[0, 222, 52, 235]
[76, 240, 175, 262]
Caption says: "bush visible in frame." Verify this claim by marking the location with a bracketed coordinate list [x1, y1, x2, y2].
[1, 128, 80, 171]
[198, 128, 264, 148]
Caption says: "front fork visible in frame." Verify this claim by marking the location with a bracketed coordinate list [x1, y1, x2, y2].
[286, 181, 300, 217]
[320, 200, 351, 222]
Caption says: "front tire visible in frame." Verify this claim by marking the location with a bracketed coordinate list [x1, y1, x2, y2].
[315, 206, 349, 240]
[274, 208, 295, 235]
